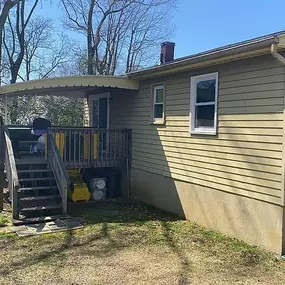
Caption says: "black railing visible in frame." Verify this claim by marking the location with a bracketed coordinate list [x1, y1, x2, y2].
[49, 127, 132, 169]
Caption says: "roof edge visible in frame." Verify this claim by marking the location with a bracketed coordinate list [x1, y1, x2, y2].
[0, 75, 139, 97]
[127, 35, 280, 79]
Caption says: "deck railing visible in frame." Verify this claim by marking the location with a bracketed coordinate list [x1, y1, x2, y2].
[49, 127, 132, 169]
[3, 126, 20, 219]
[47, 129, 71, 214]
[0, 117, 4, 212]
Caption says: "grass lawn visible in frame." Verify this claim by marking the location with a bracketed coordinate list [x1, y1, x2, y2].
[0, 200, 285, 285]
[0, 214, 8, 227]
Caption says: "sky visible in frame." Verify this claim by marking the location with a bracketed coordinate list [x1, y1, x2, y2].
[40, 0, 285, 60]
[173, 0, 285, 58]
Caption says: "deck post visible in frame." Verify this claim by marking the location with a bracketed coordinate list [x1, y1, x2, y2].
[127, 129, 132, 167]
[0, 117, 4, 212]
[0, 164, 4, 212]
[126, 130, 132, 198]
[4, 94, 8, 124]
[0, 173, 4, 212]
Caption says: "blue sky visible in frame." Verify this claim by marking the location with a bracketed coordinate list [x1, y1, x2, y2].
[42, 0, 285, 59]
[173, 0, 285, 58]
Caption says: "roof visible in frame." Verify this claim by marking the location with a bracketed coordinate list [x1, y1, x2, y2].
[0, 75, 139, 97]
[127, 30, 285, 79]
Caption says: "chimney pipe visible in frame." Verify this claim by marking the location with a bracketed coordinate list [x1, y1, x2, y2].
[160, 42, 175, 64]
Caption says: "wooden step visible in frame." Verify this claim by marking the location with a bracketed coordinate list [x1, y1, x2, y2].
[18, 186, 58, 192]
[13, 214, 70, 226]
[19, 177, 55, 182]
[19, 195, 61, 202]
[16, 159, 47, 165]
[18, 169, 52, 174]
[19, 204, 62, 212]
[19, 140, 38, 144]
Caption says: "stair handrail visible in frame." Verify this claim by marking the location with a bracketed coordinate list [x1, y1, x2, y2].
[46, 128, 71, 214]
[3, 126, 20, 219]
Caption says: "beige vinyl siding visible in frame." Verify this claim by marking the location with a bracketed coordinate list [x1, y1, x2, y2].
[110, 54, 285, 205]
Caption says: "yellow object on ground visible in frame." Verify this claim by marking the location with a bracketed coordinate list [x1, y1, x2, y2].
[67, 169, 90, 202]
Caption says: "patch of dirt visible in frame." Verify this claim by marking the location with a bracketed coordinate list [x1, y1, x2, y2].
[0, 202, 284, 285]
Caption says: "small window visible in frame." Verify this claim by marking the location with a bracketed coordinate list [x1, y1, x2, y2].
[190, 72, 218, 135]
[152, 85, 165, 123]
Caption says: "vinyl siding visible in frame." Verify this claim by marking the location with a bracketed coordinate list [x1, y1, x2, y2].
[109, 54, 285, 205]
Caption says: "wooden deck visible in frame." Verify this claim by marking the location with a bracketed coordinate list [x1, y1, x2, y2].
[1, 125, 132, 223]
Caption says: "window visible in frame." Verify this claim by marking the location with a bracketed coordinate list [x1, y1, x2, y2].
[152, 85, 165, 123]
[190, 72, 218, 135]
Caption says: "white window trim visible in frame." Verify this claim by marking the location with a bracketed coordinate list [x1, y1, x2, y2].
[190, 72, 218, 135]
[152, 85, 165, 123]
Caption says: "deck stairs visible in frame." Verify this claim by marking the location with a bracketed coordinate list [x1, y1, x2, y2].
[13, 141, 65, 224]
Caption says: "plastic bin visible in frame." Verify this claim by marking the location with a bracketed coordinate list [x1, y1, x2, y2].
[81, 167, 121, 198]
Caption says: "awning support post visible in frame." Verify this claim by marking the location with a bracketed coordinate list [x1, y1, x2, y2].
[4, 93, 7, 124]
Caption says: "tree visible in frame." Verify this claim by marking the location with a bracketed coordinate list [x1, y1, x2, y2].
[20, 17, 72, 80]
[61, 0, 176, 75]
[41, 96, 84, 126]
[22, 16, 52, 81]
[3, 2, 74, 123]
[2, 0, 39, 123]
[0, 0, 22, 85]
[0, 1, 19, 41]
[61, 0, 134, 75]
[3, 0, 39, 83]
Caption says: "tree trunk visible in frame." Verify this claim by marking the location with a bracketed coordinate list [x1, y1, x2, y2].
[87, 0, 95, 75]
[0, 0, 19, 85]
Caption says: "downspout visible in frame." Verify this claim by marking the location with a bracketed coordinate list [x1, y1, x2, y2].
[271, 43, 285, 65]
[272, 42, 285, 256]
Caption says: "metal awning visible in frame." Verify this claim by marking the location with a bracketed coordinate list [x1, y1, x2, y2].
[0, 75, 139, 97]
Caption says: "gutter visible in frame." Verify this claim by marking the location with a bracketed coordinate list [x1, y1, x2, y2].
[128, 37, 280, 80]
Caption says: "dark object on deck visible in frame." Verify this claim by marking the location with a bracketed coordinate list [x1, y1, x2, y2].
[33, 118, 51, 136]
[81, 167, 121, 199]
[9, 127, 35, 158]
[9, 118, 51, 158]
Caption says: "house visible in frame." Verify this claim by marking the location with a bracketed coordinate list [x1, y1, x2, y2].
[1, 31, 285, 254]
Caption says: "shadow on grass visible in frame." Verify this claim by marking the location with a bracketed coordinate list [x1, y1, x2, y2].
[0, 200, 184, 277]
[0, 228, 104, 276]
[68, 200, 181, 225]
[161, 221, 191, 285]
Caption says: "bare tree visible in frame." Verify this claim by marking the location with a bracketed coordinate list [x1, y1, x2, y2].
[61, 0, 176, 75]
[124, 1, 174, 72]
[0, 0, 22, 84]
[21, 17, 72, 81]
[3, 0, 39, 83]
[22, 16, 51, 81]
[0, 1, 19, 39]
